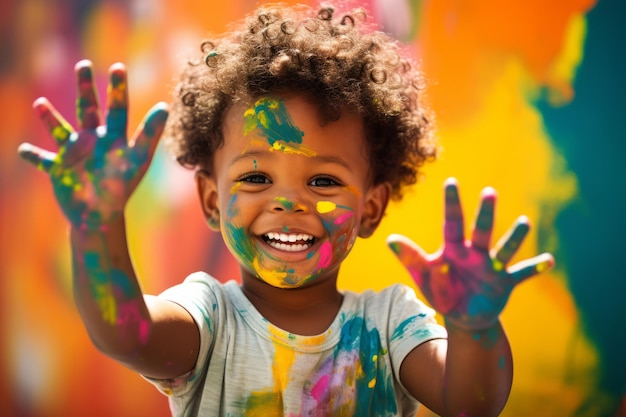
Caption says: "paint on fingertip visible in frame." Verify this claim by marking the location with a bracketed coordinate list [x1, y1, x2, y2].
[536, 261, 550, 273]
[387, 241, 401, 255]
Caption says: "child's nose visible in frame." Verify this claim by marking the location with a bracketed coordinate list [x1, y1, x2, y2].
[271, 196, 309, 213]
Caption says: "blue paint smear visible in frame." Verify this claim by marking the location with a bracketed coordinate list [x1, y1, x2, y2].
[336, 317, 398, 415]
[390, 316, 418, 341]
[467, 294, 495, 317]
[391, 315, 433, 343]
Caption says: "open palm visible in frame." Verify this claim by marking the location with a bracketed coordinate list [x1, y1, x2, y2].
[18, 60, 168, 230]
[388, 178, 554, 330]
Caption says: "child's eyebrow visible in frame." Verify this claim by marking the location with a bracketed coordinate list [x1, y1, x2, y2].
[229, 152, 352, 171]
[310, 155, 352, 171]
[229, 151, 264, 167]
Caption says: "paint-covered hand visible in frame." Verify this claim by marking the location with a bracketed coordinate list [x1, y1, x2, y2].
[387, 178, 554, 331]
[18, 60, 168, 230]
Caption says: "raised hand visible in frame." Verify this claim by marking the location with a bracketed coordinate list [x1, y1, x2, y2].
[18, 60, 168, 231]
[387, 178, 554, 331]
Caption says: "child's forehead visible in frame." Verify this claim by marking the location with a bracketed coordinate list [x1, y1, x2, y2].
[219, 93, 369, 164]
[224, 92, 360, 131]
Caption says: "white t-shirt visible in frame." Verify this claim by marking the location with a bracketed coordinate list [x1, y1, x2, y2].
[146, 272, 447, 417]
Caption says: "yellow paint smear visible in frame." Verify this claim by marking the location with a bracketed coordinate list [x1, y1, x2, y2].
[254, 257, 288, 287]
[316, 201, 337, 214]
[270, 141, 317, 157]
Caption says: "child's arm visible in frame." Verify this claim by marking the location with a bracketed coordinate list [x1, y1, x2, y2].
[387, 178, 554, 417]
[18, 60, 200, 379]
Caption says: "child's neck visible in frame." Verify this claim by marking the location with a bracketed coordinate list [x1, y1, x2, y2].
[240, 272, 343, 337]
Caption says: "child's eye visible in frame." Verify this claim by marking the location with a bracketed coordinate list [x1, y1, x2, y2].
[309, 176, 341, 187]
[238, 172, 271, 184]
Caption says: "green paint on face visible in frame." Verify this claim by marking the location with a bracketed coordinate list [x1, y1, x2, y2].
[243, 97, 304, 146]
[224, 223, 256, 267]
[274, 196, 295, 211]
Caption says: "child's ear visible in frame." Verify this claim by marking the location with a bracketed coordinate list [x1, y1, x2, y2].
[195, 169, 221, 231]
[359, 182, 391, 238]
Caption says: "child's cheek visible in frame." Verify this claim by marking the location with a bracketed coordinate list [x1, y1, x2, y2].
[317, 202, 359, 257]
[226, 183, 242, 221]
[220, 189, 259, 268]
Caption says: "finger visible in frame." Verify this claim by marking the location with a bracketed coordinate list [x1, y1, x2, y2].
[443, 177, 464, 243]
[105, 62, 128, 140]
[387, 233, 430, 287]
[128, 102, 169, 171]
[17, 142, 56, 172]
[490, 215, 530, 270]
[75, 60, 101, 130]
[32, 97, 74, 145]
[471, 187, 496, 251]
[508, 252, 555, 284]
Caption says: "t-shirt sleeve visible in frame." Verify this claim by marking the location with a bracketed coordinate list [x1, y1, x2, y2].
[142, 272, 222, 398]
[383, 284, 447, 395]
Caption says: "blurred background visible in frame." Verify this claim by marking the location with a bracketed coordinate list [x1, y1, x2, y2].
[1, 0, 624, 416]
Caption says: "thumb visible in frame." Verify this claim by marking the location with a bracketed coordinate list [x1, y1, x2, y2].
[17, 142, 56, 172]
[128, 102, 169, 170]
[386, 234, 430, 287]
[508, 252, 555, 284]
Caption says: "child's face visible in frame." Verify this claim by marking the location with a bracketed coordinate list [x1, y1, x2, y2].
[196, 94, 389, 289]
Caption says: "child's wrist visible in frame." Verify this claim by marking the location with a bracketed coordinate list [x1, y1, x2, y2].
[443, 315, 500, 333]
[444, 317, 505, 350]
[70, 213, 126, 235]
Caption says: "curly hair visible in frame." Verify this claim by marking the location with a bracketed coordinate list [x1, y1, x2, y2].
[165, 3, 437, 200]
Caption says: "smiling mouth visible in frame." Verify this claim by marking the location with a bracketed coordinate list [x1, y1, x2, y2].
[262, 232, 317, 252]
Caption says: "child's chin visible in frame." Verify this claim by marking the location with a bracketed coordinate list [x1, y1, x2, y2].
[256, 270, 319, 289]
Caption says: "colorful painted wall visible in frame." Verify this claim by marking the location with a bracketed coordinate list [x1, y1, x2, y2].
[1, 0, 623, 416]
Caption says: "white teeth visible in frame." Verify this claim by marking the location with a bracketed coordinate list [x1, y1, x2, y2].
[267, 242, 310, 252]
[265, 232, 314, 243]
[264, 232, 315, 252]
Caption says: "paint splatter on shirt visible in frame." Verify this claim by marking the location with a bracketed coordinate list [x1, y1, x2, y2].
[144, 272, 447, 417]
